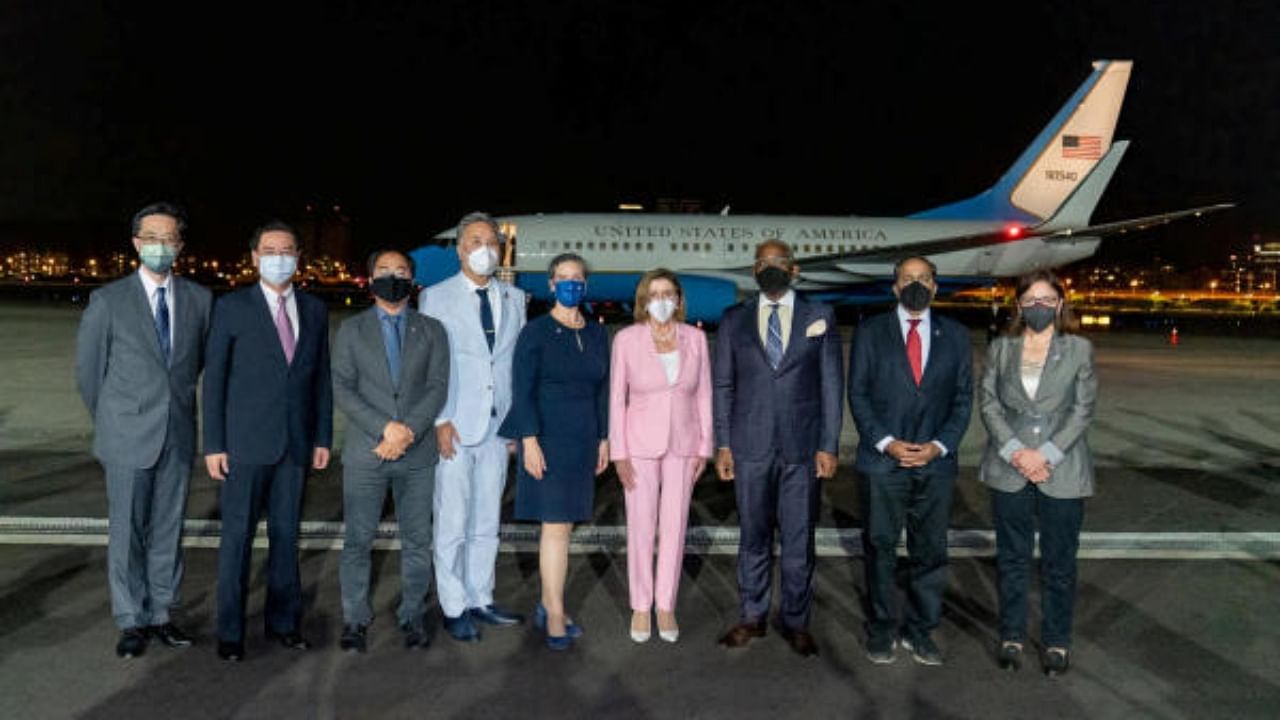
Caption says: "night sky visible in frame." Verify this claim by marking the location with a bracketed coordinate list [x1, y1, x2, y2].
[1, 0, 1275, 265]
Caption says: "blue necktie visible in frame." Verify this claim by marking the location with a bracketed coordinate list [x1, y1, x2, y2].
[154, 286, 171, 365]
[766, 303, 784, 369]
[381, 313, 402, 387]
[477, 287, 495, 352]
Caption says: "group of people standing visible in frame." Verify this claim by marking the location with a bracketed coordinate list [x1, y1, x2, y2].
[76, 203, 1097, 677]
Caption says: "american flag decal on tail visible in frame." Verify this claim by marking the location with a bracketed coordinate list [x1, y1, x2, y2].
[1062, 134, 1103, 159]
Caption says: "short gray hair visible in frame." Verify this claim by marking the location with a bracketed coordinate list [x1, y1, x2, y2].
[455, 211, 503, 244]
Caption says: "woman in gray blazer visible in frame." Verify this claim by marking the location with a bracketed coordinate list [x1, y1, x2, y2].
[979, 269, 1097, 677]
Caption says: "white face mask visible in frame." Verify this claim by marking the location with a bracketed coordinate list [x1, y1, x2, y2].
[647, 298, 677, 323]
[467, 246, 498, 277]
[259, 254, 297, 285]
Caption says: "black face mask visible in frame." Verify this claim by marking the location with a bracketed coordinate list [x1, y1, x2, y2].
[370, 275, 414, 303]
[898, 281, 933, 312]
[1022, 304, 1057, 332]
[755, 266, 792, 296]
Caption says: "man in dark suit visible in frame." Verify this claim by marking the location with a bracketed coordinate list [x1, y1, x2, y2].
[848, 255, 972, 666]
[333, 249, 449, 653]
[76, 202, 212, 658]
[714, 239, 843, 657]
[202, 220, 333, 662]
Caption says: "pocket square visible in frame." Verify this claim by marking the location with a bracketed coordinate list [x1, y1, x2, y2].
[805, 319, 827, 337]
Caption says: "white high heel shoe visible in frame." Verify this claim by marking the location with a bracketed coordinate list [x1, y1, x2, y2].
[657, 612, 679, 643]
[630, 613, 651, 643]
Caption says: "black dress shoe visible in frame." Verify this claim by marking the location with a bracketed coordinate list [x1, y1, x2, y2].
[718, 618, 766, 648]
[997, 641, 1024, 671]
[400, 621, 428, 649]
[1043, 647, 1070, 677]
[116, 627, 148, 658]
[339, 624, 367, 653]
[266, 629, 311, 651]
[150, 622, 194, 648]
[469, 604, 524, 626]
[217, 641, 245, 662]
[443, 613, 481, 642]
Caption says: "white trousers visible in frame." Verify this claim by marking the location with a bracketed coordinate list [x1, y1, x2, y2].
[433, 420, 510, 618]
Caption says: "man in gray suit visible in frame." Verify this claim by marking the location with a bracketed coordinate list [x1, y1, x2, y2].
[419, 212, 527, 642]
[333, 249, 450, 652]
[76, 202, 212, 658]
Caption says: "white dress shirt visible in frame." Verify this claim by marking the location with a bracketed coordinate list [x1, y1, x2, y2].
[465, 275, 503, 336]
[876, 304, 948, 457]
[756, 289, 796, 351]
[259, 280, 299, 342]
[138, 269, 174, 348]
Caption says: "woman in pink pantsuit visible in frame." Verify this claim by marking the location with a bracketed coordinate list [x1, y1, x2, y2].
[610, 269, 713, 644]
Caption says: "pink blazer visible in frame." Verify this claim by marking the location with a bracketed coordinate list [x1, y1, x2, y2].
[609, 322, 713, 460]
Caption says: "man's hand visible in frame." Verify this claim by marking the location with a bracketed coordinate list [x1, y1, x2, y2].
[383, 421, 415, 448]
[614, 458, 636, 490]
[205, 453, 229, 481]
[815, 451, 838, 479]
[312, 447, 331, 470]
[372, 440, 405, 462]
[888, 440, 939, 468]
[715, 448, 734, 482]
[436, 422, 459, 460]
[595, 440, 610, 476]
[522, 437, 546, 480]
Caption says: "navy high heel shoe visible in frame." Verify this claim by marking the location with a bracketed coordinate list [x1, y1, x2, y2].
[533, 603, 584, 639]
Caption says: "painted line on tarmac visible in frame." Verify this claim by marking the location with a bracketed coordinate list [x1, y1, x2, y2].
[1, 516, 1279, 559]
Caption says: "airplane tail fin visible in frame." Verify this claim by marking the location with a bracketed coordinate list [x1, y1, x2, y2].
[911, 59, 1132, 224]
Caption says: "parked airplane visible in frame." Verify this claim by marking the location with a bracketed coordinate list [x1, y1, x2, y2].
[411, 59, 1230, 322]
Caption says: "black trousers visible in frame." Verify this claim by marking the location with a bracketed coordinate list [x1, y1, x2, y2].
[859, 466, 955, 642]
[217, 460, 305, 643]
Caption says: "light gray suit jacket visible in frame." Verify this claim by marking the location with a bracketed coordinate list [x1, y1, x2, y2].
[978, 332, 1098, 498]
[418, 274, 526, 445]
[332, 306, 450, 470]
[76, 273, 213, 468]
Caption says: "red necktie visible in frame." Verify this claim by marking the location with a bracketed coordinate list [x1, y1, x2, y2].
[907, 318, 922, 386]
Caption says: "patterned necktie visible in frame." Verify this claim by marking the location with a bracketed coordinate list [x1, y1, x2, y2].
[766, 303, 784, 370]
[154, 286, 171, 364]
[907, 318, 923, 386]
[477, 287, 495, 352]
[382, 313, 402, 387]
[275, 294, 296, 364]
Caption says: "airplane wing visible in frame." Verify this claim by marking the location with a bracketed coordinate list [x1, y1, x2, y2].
[791, 202, 1233, 276]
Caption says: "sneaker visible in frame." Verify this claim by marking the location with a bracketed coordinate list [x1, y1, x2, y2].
[865, 635, 896, 664]
[900, 635, 943, 666]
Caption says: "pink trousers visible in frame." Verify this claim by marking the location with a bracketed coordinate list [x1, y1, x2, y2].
[625, 455, 699, 612]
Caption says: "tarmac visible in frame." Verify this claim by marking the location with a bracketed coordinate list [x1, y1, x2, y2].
[1, 301, 1278, 719]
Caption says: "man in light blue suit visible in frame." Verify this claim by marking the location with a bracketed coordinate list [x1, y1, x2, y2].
[419, 212, 528, 641]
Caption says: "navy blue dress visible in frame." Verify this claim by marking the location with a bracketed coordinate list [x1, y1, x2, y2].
[499, 314, 609, 522]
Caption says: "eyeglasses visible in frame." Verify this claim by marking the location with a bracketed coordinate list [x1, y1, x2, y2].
[136, 234, 180, 247]
[1019, 296, 1060, 307]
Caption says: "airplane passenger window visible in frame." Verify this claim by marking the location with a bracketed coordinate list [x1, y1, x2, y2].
[646, 243, 653, 251]
[727, 243, 734, 252]
[682, 243, 689, 252]
[670, 243, 677, 251]
[623, 242, 630, 251]
[611, 242, 618, 251]
[576, 242, 583, 250]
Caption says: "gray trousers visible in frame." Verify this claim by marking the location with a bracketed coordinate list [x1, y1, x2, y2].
[104, 443, 191, 629]
[340, 461, 435, 627]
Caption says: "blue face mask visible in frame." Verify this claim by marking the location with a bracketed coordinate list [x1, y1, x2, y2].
[553, 279, 586, 308]
[138, 243, 178, 274]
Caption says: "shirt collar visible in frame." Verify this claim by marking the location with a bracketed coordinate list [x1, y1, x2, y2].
[259, 280, 293, 304]
[137, 268, 171, 297]
[463, 273, 494, 293]
[760, 289, 796, 309]
[896, 304, 931, 326]
[375, 304, 405, 324]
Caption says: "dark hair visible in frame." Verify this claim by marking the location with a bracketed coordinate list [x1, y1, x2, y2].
[365, 248, 416, 277]
[893, 255, 938, 282]
[131, 202, 188, 237]
[547, 252, 588, 278]
[633, 268, 686, 323]
[249, 219, 299, 252]
[1008, 268, 1079, 335]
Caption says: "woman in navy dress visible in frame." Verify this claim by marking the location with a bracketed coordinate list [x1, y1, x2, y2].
[499, 253, 609, 650]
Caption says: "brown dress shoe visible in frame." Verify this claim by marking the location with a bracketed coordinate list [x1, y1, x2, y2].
[718, 619, 767, 648]
[778, 626, 819, 658]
